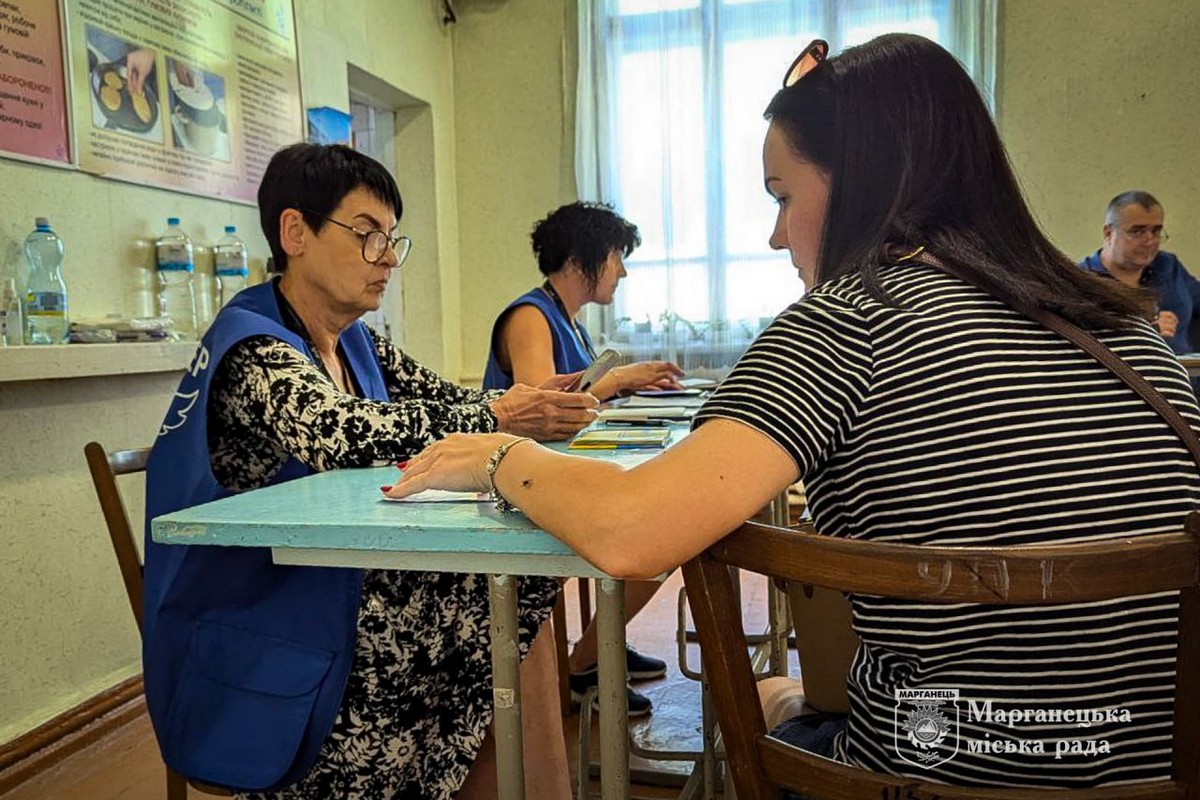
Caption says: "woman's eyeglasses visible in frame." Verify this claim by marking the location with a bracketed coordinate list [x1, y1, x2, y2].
[783, 39, 829, 88]
[301, 209, 413, 266]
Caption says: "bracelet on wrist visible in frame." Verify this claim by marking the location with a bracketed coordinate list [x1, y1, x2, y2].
[486, 436, 532, 513]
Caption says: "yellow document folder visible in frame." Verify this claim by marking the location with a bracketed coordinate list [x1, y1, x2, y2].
[568, 428, 671, 450]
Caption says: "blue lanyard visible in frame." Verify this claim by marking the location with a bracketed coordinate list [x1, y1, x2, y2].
[541, 281, 598, 362]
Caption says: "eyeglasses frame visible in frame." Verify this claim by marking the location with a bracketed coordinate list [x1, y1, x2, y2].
[299, 208, 413, 266]
[1116, 224, 1169, 242]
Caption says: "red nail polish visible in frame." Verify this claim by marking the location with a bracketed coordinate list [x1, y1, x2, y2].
[380, 485, 392, 492]
[395, 460, 410, 470]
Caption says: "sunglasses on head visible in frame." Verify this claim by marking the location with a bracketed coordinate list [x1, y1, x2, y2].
[783, 39, 829, 88]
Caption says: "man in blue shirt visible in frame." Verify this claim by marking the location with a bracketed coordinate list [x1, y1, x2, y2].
[1079, 190, 1200, 354]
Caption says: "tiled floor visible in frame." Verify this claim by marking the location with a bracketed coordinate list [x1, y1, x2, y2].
[565, 569, 795, 796]
[2, 570, 785, 799]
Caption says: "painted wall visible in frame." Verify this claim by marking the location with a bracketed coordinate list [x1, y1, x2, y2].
[0, 373, 176, 744]
[998, 0, 1200, 269]
[295, 0, 462, 376]
[0, 0, 460, 744]
[453, 0, 579, 384]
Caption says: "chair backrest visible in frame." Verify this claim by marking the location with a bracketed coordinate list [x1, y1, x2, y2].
[83, 442, 232, 799]
[84, 442, 150, 631]
[682, 515, 1200, 800]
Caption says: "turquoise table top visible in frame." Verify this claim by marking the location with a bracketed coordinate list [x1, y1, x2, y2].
[151, 424, 688, 578]
[149, 421, 691, 800]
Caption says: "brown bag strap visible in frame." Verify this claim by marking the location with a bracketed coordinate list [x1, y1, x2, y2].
[908, 250, 1200, 470]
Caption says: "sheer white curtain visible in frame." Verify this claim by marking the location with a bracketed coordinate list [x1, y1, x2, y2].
[576, 0, 997, 377]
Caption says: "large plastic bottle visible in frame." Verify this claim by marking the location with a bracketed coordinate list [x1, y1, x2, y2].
[214, 225, 249, 308]
[156, 217, 197, 339]
[23, 217, 69, 345]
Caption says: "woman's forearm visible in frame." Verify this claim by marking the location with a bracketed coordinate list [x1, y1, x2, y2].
[492, 446, 670, 578]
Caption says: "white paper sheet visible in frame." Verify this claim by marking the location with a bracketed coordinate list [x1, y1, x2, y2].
[381, 489, 491, 503]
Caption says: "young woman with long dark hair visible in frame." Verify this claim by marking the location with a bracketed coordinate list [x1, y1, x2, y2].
[387, 35, 1197, 787]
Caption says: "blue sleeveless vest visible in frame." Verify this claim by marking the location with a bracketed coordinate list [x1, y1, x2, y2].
[143, 281, 388, 791]
[482, 287, 594, 389]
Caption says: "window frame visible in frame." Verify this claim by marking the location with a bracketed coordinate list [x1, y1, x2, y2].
[586, 0, 984, 361]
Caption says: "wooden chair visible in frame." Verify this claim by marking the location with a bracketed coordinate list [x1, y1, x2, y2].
[551, 594, 572, 714]
[681, 515, 1200, 800]
[84, 442, 231, 799]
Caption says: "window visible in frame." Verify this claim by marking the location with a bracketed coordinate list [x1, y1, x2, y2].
[577, 0, 996, 374]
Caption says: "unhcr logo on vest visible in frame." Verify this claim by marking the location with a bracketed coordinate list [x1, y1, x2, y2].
[894, 688, 960, 768]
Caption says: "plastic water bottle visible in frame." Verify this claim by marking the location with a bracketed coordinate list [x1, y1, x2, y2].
[156, 217, 197, 339]
[214, 225, 249, 308]
[1, 277, 23, 346]
[23, 218, 69, 345]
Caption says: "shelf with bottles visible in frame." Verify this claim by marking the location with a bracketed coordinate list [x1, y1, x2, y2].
[0, 340, 198, 384]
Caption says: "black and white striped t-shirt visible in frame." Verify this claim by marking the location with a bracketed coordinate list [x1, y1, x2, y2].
[696, 264, 1199, 787]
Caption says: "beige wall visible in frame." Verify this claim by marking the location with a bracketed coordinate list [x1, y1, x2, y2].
[0, 0, 460, 743]
[998, 0, 1200, 267]
[453, 0, 579, 384]
[3, 0, 1199, 747]
[294, 0, 463, 376]
[0, 373, 176, 744]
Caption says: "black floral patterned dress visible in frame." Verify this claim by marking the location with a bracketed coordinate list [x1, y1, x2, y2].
[208, 331, 559, 800]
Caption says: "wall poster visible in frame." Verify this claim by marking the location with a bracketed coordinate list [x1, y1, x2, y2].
[0, 0, 71, 164]
[64, 0, 302, 203]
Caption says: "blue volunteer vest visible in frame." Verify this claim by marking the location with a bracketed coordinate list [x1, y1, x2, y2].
[482, 287, 594, 389]
[142, 281, 388, 791]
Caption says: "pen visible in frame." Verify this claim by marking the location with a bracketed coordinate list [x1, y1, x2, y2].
[603, 419, 671, 426]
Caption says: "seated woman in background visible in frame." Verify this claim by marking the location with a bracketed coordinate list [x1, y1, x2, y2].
[484, 200, 683, 715]
[390, 34, 1198, 788]
[483, 201, 683, 399]
[144, 143, 587, 800]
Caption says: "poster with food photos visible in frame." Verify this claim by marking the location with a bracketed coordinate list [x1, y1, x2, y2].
[64, 0, 302, 203]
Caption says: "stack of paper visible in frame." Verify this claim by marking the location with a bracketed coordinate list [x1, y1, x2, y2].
[69, 316, 175, 343]
[622, 394, 706, 409]
[569, 428, 672, 450]
[633, 388, 705, 398]
[382, 489, 490, 503]
[598, 406, 694, 422]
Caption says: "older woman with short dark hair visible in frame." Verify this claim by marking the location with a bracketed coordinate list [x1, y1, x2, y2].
[144, 144, 583, 799]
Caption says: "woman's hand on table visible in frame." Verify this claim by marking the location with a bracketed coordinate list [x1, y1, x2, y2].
[596, 361, 684, 398]
[383, 433, 522, 497]
[614, 361, 685, 392]
[489, 384, 597, 440]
